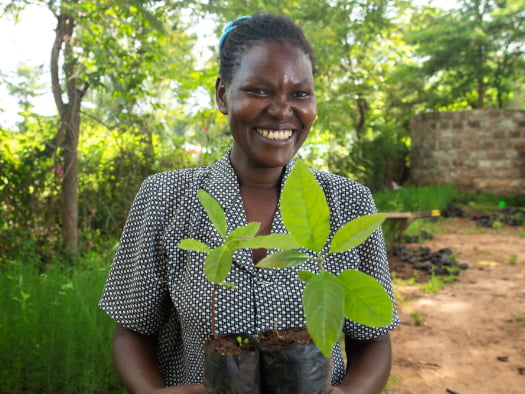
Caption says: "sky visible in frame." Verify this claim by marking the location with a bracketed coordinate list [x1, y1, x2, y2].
[0, 1, 459, 129]
[0, 5, 56, 128]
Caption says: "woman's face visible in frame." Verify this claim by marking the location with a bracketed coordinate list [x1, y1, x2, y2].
[216, 40, 317, 170]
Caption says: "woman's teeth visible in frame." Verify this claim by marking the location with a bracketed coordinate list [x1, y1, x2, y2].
[256, 128, 293, 140]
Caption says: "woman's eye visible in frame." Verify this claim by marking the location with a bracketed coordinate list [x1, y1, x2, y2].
[293, 91, 311, 99]
[248, 88, 270, 96]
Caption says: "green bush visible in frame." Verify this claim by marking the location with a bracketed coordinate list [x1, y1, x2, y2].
[373, 184, 458, 213]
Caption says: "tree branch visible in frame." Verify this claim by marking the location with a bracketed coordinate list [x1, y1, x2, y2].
[51, 13, 65, 113]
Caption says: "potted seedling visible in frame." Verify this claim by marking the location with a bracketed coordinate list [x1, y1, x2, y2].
[256, 160, 394, 392]
[178, 189, 298, 393]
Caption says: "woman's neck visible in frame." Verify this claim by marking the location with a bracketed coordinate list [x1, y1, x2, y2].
[230, 157, 285, 190]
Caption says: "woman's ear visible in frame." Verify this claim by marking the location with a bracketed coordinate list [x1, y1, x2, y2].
[215, 77, 228, 115]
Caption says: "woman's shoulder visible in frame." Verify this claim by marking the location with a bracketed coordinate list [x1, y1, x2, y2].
[134, 166, 212, 205]
[143, 166, 209, 188]
[309, 168, 376, 216]
[311, 168, 370, 195]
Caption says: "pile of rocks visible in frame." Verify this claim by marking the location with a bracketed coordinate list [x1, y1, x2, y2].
[442, 204, 525, 228]
[391, 245, 469, 276]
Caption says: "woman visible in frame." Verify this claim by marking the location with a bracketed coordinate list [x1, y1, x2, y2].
[100, 13, 399, 393]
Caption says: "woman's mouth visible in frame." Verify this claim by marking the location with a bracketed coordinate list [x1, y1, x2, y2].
[255, 128, 293, 140]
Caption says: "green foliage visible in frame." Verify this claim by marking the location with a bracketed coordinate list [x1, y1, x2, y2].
[178, 189, 296, 336]
[256, 160, 393, 357]
[0, 123, 62, 264]
[344, 130, 410, 191]
[407, 0, 525, 109]
[331, 214, 391, 253]
[0, 256, 123, 393]
[280, 157, 331, 252]
[302, 271, 345, 356]
[198, 189, 228, 239]
[337, 270, 394, 328]
[180, 190, 300, 283]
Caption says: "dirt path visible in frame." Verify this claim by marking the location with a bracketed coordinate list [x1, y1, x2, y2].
[387, 218, 525, 394]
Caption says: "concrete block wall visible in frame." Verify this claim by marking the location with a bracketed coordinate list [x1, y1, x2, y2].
[410, 109, 525, 196]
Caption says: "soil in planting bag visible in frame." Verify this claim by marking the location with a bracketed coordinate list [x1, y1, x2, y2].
[258, 328, 331, 394]
[203, 334, 261, 394]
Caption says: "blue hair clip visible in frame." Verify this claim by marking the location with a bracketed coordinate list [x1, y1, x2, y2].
[218, 15, 252, 51]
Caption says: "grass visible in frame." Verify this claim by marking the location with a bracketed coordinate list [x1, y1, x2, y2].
[374, 184, 459, 244]
[410, 311, 424, 326]
[383, 376, 403, 393]
[0, 253, 124, 393]
[374, 184, 458, 213]
[419, 272, 457, 293]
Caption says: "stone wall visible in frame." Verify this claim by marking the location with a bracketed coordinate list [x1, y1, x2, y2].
[410, 109, 525, 196]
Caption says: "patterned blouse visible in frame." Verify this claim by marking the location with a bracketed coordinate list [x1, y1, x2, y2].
[99, 151, 399, 386]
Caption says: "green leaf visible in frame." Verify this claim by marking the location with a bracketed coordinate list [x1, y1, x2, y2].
[330, 213, 388, 253]
[235, 233, 301, 250]
[226, 222, 261, 250]
[337, 270, 393, 327]
[204, 246, 233, 284]
[281, 160, 330, 252]
[178, 238, 211, 253]
[298, 270, 315, 282]
[255, 250, 310, 268]
[303, 272, 345, 357]
[198, 189, 227, 239]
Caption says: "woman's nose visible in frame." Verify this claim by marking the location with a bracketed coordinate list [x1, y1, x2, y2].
[268, 96, 293, 119]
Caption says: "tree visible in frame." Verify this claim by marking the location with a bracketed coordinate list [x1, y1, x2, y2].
[407, 0, 525, 109]
[2, 0, 199, 252]
[50, 0, 87, 250]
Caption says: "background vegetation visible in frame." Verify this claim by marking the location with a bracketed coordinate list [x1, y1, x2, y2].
[1, 0, 524, 392]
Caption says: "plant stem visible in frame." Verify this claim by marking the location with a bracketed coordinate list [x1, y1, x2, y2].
[273, 321, 283, 339]
[316, 254, 325, 272]
[211, 283, 218, 340]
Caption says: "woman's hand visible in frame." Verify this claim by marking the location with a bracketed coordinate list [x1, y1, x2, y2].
[335, 333, 392, 394]
[112, 324, 205, 394]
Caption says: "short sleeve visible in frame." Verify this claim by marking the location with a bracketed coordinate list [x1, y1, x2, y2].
[99, 175, 170, 335]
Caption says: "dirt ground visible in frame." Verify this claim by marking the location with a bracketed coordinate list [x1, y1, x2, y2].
[387, 218, 525, 394]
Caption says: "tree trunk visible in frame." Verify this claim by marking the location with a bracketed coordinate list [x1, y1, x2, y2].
[51, 3, 88, 251]
[476, 44, 485, 109]
[61, 103, 80, 248]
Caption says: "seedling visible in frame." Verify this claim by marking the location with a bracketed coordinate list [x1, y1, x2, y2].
[236, 336, 250, 347]
[178, 190, 298, 339]
[256, 160, 393, 357]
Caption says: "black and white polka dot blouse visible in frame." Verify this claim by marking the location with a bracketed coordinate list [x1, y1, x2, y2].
[99, 150, 400, 386]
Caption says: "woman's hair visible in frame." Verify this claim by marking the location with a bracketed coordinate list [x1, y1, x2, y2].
[219, 13, 316, 83]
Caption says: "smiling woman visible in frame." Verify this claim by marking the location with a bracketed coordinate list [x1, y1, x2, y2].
[216, 40, 317, 176]
[99, 13, 399, 394]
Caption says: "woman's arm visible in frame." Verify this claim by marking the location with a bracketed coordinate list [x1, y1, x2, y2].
[332, 333, 392, 394]
[112, 323, 204, 394]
